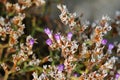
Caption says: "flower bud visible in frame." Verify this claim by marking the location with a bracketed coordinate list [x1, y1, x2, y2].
[57, 64, 64, 71]
[101, 39, 107, 45]
[108, 44, 114, 50]
[29, 38, 35, 45]
[54, 33, 61, 43]
[46, 39, 52, 46]
[44, 28, 52, 38]
[67, 32, 73, 41]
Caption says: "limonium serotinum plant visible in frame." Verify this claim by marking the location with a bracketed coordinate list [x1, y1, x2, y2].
[32, 4, 120, 80]
[0, 0, 45, 80]
[0, 0, 120, 80]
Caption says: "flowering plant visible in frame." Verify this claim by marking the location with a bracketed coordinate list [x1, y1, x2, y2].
[0, 0, 120, 80]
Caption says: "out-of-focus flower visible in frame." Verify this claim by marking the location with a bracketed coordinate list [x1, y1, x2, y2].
[67, 32, 73, 41]
[101, 39, 107, 45]
[33, 0, 45, 6]
[73, 72, 79, 77]
[44, 28, 52, 35]
[57, 64, 64, 71]
[115, 73, 120, 80]
[26, 35, 36, 46]
[29, 38, 35, 45]
[54, 33, 61, 43]
[44, 28, 52, 39]
[116, 11, 120, 16]
[46, 39, 52, 46]
[32, 72, 38, 80]
[102, 15, 111, 21]
[108, 44, 114, 50]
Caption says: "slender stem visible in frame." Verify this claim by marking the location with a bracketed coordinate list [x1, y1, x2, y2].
[4, 61, 17, 80]
[4, 71, 9, 80]
[0, 48, 3, 59]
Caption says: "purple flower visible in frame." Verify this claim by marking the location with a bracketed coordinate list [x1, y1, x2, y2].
[115, 73, 120, 79]
[54, 33, 61, 42]
[44, 28, 52, 36]
[67, 32, 73, 41]
[108, 44, 114, 50]
[57, 64, 64, 71]
[101, 39, 107, 45]
[73, 72, 79, 77]
[29, 38, 34, 45]
[46, 39, 52, 46]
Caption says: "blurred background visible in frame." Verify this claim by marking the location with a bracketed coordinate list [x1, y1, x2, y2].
[52, 0, 120, 20]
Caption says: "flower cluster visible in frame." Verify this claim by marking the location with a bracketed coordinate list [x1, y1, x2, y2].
[57, 4, 77, 27]
[0, 0, 119, 80]
[44, 28, 78, 57]
[57, 4, 88, 35]
[0, 0, 45, 80]
[32, 4, 120, 80]
[5, 0, 45, 13]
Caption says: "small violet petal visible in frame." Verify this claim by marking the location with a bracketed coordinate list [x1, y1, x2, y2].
[116, 73, 120, 79]
[29, 38, 34, 45]
[46, 39, 52, 46]
[57, 64, 64, 71]
[101, 39, 107, 45]
[54, 33, 61, 41]
[67, 32, 73, 41]
[108, 44, 114, 50]
[44, 28, 52, 35]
